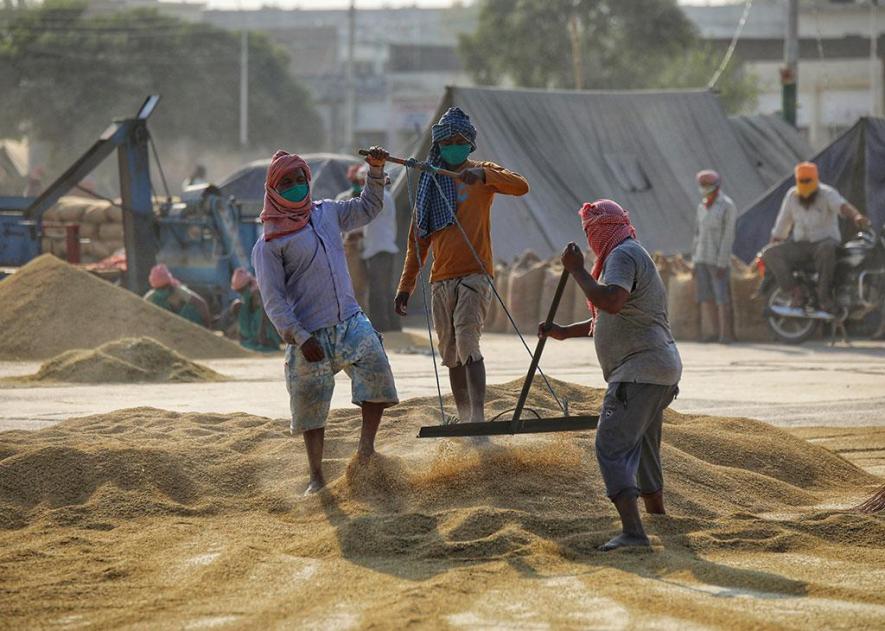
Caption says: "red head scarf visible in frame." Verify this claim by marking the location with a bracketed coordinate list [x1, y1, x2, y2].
[148, 263, 179, 289]
[578, 199, 637, 328]
[260, 150, 313, 241]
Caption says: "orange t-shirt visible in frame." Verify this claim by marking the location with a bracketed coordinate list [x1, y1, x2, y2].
[397, 160, 529, 294]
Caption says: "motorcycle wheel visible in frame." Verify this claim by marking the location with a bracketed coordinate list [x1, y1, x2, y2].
[766, 287, 818, 344]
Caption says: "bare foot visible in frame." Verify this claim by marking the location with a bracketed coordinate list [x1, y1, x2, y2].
[597, 533, 651, 552]
[356, 447, 375, 462]
[303, 476, 326, 496]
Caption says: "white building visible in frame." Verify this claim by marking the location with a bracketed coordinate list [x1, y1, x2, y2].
[684, 0, 884, 148]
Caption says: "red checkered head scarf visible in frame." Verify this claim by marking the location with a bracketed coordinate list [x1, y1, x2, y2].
[260, 150, 313, 241]
[578, 199, 636, 328]
[579, 199, 636, 281]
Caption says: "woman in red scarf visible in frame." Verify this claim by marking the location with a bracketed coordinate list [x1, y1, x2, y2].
[539, 199, 682, 552]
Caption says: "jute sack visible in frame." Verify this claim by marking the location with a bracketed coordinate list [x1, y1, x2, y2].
[82, 202, 111, 224]
[540, 265, 574, 325]
[106, 205, 124, 223]
[77, 223, 99, 240]
[84, 240, 112, 260]
[485, 264, 505, 332]
[491, 266, 511, 332]
[732, 271, 770, 342]
[98, 223, 125, 241]
[568, 249, 596, 324]
[667, 272, 701, 341]
[43, 197, 86, 223]
[508, 260, 547, 333]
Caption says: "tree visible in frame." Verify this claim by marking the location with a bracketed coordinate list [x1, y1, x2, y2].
[459, 0, 757, 113]
[0, 1, 324, 175]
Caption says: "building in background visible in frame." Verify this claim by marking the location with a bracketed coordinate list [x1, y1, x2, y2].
[201, 5, 477, 155]
[685, 0, 884, 148]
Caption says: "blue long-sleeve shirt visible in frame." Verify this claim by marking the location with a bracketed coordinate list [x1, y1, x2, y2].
[252, 167, 386, 346]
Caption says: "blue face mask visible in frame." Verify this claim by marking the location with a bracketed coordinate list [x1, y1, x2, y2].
[439, 143, 472, 166]
[279, 182, 309, 203]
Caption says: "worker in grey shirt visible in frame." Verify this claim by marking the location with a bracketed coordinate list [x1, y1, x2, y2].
[253, 147, 398, 495]
[762, 162, 869, 312]
[539, 199, 682, 552]
[691, 169, 736, 343]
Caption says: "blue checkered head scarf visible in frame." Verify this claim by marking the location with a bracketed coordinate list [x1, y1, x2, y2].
[415, 107, 477, 237]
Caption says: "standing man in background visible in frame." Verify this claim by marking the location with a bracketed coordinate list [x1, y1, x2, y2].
[361, 166, 400, 332]
[691, 170, 736, 344]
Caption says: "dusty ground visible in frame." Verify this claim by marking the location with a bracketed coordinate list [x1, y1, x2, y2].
[1, 334, 884, 629]
[1, 332, 883, 431]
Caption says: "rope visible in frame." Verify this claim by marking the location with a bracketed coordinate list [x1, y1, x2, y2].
[426, 171, 566, 414]
[708, 0, 753, 89]
[405, 168, 447, 426]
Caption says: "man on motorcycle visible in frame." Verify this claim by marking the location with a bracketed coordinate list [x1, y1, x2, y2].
[762, 162, 870, 312]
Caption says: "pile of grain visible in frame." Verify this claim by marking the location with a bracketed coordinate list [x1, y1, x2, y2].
[0, 255, 249, 360]
[857, 484, 885, 513]
[11, 338, 225, 384]
[40, 196, 124, 263]
[0, 379, 882, 627]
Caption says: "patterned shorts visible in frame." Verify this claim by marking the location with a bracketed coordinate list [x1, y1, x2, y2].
[284, 312, 399, 433]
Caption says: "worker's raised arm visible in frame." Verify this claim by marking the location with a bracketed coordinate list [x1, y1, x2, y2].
[770, 192, 795, 243]
[252, 240, 310, 347]
[396, 218, 431, 296]
[478, 161, 530, 196]
[335, 164, 386, 232]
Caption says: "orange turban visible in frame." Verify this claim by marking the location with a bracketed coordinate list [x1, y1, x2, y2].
[795, 162, 819, 198]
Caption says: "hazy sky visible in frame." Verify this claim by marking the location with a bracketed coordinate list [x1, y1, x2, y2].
[201, 0, 735, 10]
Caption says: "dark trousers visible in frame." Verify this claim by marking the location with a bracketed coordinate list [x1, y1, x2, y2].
[366, 252, 399, 332]
[762, 239, 838, 305]
[595, 382, 678, 500]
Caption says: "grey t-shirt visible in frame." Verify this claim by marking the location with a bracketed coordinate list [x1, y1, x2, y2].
[593, 239, 682, 386]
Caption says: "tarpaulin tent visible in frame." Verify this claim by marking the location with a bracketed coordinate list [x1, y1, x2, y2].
[729, 114, 812, 188]
[392, 86, 774, 263]
[734, 117, 885, 263]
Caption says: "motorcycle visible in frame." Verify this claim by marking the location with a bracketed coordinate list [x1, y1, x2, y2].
[757, 226, 885, 344]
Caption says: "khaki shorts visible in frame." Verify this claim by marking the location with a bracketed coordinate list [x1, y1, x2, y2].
[431, 273, 492, 368]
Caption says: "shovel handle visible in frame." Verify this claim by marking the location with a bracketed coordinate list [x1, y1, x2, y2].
[357, 149, 461, 180]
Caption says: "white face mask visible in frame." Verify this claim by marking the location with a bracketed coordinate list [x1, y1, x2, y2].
[699, 184, 718, 197]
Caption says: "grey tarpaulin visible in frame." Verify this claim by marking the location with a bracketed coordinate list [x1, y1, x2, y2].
[391, 86, 779, 264]
[734, 117, 885, 263]
[729, 114, 812, 188]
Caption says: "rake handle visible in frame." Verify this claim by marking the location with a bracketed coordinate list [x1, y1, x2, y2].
[511, 269, 570, 429]
[357, 149, 461, 180]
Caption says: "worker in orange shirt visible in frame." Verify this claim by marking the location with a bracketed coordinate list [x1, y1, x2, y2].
[395, 107, 529, 424]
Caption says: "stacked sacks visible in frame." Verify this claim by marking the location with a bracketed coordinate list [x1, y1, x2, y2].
[730, 259, 770, 342]
[507, 251, 546, 334]
[484, 263, 510, 333]
[41, 197, 123, 263]
[664, 255, 701, 342]
[540, 262, 574, 324]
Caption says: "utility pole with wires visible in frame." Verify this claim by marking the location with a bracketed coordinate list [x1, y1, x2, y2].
[343, 0, 356, 153]
[871, 0, 880, 117]
[240, 30, 248, 147]
[781, 0, 799, 126]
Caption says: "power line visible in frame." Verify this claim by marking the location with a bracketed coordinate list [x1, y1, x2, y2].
[707, 0, 753, 89]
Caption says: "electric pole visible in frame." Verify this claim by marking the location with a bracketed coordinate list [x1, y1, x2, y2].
[872, 0, 880, 117]
[240, 30, 249, 147]
[344, 0, 356, 153]
[781, 0, 799, 126]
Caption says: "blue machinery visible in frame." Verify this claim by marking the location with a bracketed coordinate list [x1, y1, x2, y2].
[0, 96, 257, 308]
